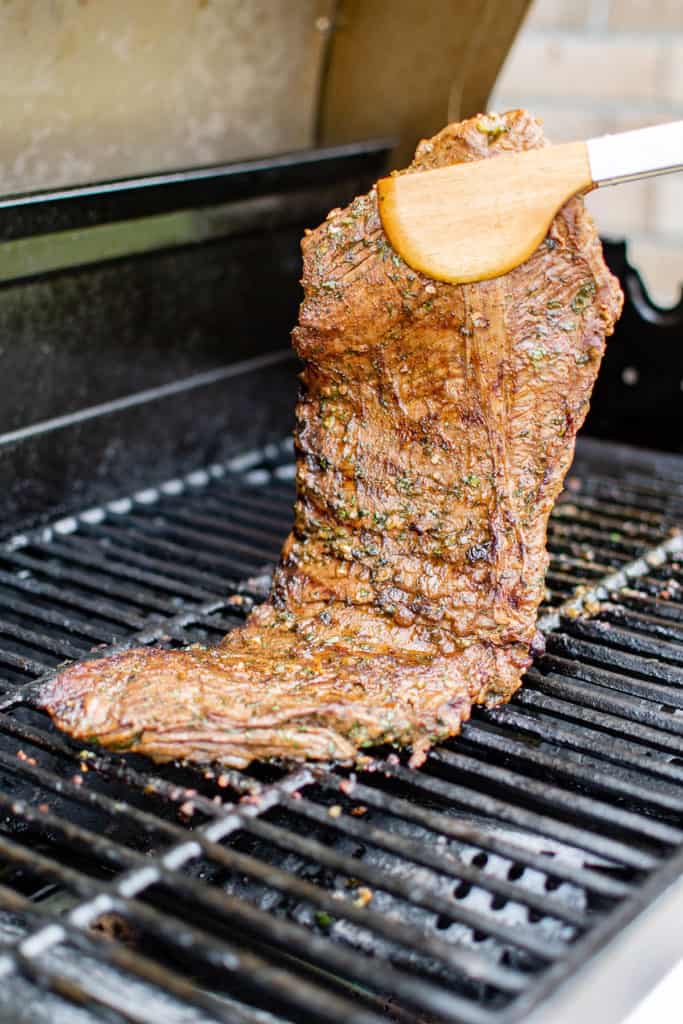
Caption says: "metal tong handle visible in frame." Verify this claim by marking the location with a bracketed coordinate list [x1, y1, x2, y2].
[587, 120, 683, 187]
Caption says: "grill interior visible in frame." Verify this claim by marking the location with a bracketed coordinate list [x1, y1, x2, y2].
[0, 437, 680, 1024]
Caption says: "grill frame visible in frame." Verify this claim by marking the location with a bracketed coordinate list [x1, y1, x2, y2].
[0, 437, 679, 1023]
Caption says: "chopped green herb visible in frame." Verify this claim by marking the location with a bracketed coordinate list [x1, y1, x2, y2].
[476, 114, 509, 140]
[571, 280, 597, 312]
[528, 346, 547, 364]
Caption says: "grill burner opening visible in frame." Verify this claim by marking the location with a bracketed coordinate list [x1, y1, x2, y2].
[0, 437, 680, 1024]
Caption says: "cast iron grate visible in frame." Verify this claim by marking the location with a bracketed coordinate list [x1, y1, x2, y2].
[0, 438, 680, 1023]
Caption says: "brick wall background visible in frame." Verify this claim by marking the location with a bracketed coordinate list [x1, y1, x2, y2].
[490, 0, 683, 307]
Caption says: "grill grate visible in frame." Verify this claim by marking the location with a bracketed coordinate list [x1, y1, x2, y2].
[0, 439, 680, 1023]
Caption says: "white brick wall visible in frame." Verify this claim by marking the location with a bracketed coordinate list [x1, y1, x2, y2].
[490, 0, 683, 307]
[495, 37, 662, 102]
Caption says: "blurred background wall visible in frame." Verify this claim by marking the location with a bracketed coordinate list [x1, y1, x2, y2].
[491, 0, 683, 307]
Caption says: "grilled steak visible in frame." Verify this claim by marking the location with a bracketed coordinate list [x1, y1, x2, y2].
[39, 110, 623, 768]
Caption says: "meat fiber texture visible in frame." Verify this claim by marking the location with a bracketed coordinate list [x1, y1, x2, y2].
[39, 111, 623, 769]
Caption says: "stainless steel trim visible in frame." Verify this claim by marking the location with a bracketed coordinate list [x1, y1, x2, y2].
[587, 121, 683, 187]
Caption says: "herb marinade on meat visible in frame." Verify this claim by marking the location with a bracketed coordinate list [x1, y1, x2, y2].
[39, 111, 623, 767]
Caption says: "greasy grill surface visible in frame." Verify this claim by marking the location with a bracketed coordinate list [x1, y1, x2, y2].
[0, 439, 680, 1023]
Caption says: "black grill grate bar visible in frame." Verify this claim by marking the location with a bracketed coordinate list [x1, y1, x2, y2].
[576, 476, 683, 510]
[0, 648, 52, 677]
[88, 520, 258, 579]
[545, 580, 574, 596]
[606, 465, 683, 488]
[516, 685, 683, 759]
[550, 543, 632, 567]
[632, 576, 683, 603]
[0, 842, 389, 1024]
[558, 618, 683, 666]
[545, 588, 573, 606]
[646, 563, 683, 584]
[314, 773, 631, 898]
[0, 711, 253, 825]
[0, 885, 249, 1024]
[458, 721, 683, 816]
[189, 611, 247, 633]
[31, 535, 223, 605]
[158, 505, 288, 552]
[562, 488, 680, 521]
[545, 628, 683, 685]
[276, 793, 588, 927]
[0, 566, 148, 630]
[429, 749, 682, 848]
[538, 651, 683, 715]
[0, 738, 213, 844]
[595, 604, 683, 644]
[552, 500, 667, 532]
[574, 497, 679, 525]
[539, 529, 683, 635]
[525, 671, 683, 748]
[0, 619, 87, 662]
[122, 511, 283, 564]
[374, 761, 659, 870]
[241, 814, 575, 957]
[183, 490, 292, 532]
[608, 588, 683, 623]
[0, 732, 530, 994]
[548, 521, 650, 553]
[549, 557, 616, 576]
[75, 522, 240, 595]
[210, 481, 294, 514]
[486, 704, 683, 785]
[0, 796, 525, 1021]
[545, 570, 598, 592]
[0, 550, 191, 619]
[651, 569, 683, 593]
[0, 589, 123, 644]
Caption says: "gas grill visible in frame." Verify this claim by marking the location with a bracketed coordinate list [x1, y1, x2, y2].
[1, 56, 683, 1024]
